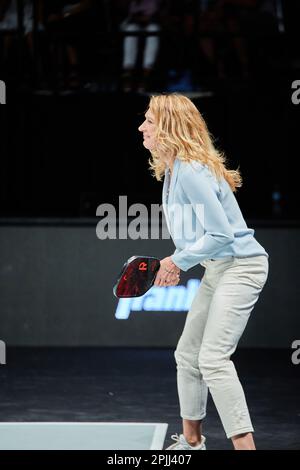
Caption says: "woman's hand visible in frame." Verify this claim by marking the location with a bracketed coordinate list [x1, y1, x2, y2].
[154, 256, 181, 287]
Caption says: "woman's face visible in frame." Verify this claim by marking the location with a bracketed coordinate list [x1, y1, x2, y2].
[138, 110, 157, 151]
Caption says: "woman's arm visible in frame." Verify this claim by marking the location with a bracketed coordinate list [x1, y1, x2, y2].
[171, 163, 234, 271]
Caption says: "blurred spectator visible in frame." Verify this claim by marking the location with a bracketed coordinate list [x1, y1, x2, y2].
[162, 0, 199, 92]
[44, 0, 93, 91]
[119, 0, 166, 92]
[256, 0, 282, 32]
[0, 0, 44, 83]
[196, 0, 281, 83]
[247, 0, 283, 76]
[196, 0, 252, 81]
[0, 0, 41, 35]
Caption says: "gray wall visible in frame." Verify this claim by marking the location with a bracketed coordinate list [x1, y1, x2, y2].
[0, 221, 299, 348]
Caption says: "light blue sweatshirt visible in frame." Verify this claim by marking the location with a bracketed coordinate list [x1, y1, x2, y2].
[162, 158, 269, 272]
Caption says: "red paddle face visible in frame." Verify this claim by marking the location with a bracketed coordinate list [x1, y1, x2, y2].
[113, 256, 161, 298]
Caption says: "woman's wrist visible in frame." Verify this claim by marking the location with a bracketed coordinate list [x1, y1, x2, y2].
[165, 257, 180, 273]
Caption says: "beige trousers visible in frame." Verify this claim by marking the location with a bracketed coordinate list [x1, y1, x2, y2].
[174, 255, 269, 438]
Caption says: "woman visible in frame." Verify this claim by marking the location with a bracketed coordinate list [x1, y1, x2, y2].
[138, 94, 269, 450]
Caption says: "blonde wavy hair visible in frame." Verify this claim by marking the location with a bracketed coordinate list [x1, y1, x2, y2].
[146, 93, 242, 192]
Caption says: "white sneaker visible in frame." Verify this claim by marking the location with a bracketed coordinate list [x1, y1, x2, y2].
[165, 433, 206, 450]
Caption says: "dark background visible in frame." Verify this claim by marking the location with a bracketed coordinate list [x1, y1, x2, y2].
[0, 223, 299, 347]
[0, 87, 298, 220]
[0, 0, 299, 347]
[0, 0, 299, 220]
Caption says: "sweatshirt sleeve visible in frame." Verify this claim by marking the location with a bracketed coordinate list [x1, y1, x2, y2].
[171, 164, 234, 271]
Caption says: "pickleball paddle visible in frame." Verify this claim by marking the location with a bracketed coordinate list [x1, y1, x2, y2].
[113, 256, 161, 298]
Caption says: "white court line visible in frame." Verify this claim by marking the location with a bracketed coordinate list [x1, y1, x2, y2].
[0, 422, 166, 426]
[150, 423, 168, 450]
